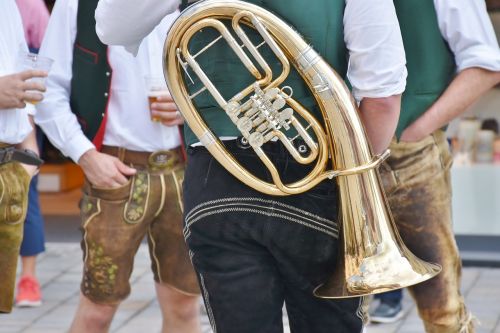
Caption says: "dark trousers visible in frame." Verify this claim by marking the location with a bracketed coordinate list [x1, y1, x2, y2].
[183, 140, 365, 333]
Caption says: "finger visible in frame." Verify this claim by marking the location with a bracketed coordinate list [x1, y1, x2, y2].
[18, 69, 48, 80]
[91, 178, 119, 188]
[161, 118, 184, 127]
[22, 80, 46, 92]
[155, 93, 173, 102]
[151, 110, 178, 120]
[159, 112, 184, 126]
[151, 102, 177, 112]
[115, 159, 137, 176]
[106, 180, 122, 188]
[21, 92, 44, 103]
[15, 100, 27, 109]
[113, 172, 129, 186]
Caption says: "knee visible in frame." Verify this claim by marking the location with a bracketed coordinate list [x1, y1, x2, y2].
[76, 298, 118, 331]
[171, 295, 200, 320]
[163, 290, 200, 321]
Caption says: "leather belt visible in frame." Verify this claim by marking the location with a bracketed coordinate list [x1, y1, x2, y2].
[101, 145, 184, 169]
[0, 147, 44, 166]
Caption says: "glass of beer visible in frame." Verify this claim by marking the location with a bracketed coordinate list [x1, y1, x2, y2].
[17, 51, 53, 104]
[144, 76, 170, 122]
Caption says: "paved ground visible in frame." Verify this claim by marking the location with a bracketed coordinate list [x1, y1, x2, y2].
[2, 243, 500, 333]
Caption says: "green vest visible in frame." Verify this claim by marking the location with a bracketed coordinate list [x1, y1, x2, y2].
[181, 0, 347, 145]
[394, 0, 456, 137]
[70, 0, 112, 147]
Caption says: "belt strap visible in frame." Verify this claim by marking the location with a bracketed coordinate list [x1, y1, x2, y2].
[0, 147, 43, 166]
[101, 146, 184, 169]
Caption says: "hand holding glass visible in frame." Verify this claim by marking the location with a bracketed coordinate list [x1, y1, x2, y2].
[17, 51, 53, 104]
[145, 76, 173, 122]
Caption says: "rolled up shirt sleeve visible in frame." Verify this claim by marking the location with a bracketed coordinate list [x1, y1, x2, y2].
[344, 0, 407, 101]
[35, 0, 95, 163]
[434, 0, 500, 73]
[95, 0, 180, 55]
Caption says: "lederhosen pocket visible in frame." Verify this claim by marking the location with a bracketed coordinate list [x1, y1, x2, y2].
[0, 163, 31, 225]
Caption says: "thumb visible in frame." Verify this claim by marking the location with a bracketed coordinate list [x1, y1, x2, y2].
[115, 159, 137, 176]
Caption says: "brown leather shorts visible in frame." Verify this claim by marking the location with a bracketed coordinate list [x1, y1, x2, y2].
[79, 146, 199, 305]
[0, 162, 31, 313]
[380, 131, 472, 333]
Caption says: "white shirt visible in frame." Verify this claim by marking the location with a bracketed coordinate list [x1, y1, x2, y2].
[95, 0, 408, 101]
[433, 0, 500, 72]
[35, 0, 181, 163]
[0, 0, 36, 144]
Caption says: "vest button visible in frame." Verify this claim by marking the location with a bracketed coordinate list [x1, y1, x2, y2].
[104, 92, 109, 97]
[105, 72, 110, 77]
[101, 113, 105, 117]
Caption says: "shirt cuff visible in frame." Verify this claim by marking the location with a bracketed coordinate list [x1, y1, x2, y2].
[456, 44, 500, 73]
[352, 67, 407, 101]
[62, 134, 96, 163]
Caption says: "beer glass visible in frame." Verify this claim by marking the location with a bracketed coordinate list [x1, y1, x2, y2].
[17, 51, 53, 105]
[144, 76, 171, 122]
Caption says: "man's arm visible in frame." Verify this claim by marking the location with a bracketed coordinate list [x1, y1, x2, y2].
[359, 95, 401, 154]
[401, 0, 500, 142]
[401, 68, 500, 142]
[36, 0, 135, 188]
[344, 0, 406, 154]
[35, 0, 94, 163]
[95, 0, 180, 54]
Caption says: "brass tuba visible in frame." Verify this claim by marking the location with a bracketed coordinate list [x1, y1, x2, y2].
[163, 0, 441, 298]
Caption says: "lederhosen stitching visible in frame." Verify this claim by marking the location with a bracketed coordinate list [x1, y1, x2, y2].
[185, 202, 338, 236]
[186, 197, 336, 226]
[123, 172, 151, 224]
[183, 208, 337, 240]
[198, 273, 218, 333]
[2, 164, 30, 225]
[187, 202, 338, 231]
[82, 199, 102, 264]
[148, 227, 163, 283]
[153, 174, 167, 218]
[0, 173, 5, 219]
[183, 201, 339, 240]
[171, 170, 184, 213]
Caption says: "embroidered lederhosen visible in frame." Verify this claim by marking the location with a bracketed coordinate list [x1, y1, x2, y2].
[79, 146, 199, 304]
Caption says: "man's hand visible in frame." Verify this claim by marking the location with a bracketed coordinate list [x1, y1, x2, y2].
[150, 94, 184, 127]
[400, 122, 427, 142]
[0, 70, 47, 109]
[78, 149, 136, 188]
